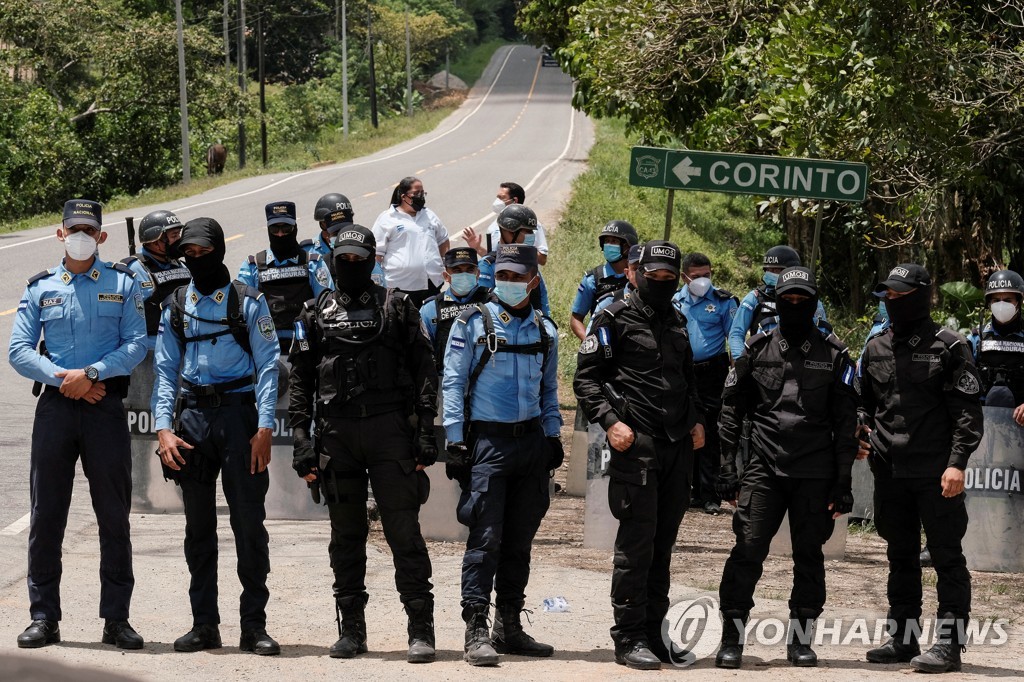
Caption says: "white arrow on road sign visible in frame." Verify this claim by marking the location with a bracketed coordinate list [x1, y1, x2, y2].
[672, 156, 701, 185]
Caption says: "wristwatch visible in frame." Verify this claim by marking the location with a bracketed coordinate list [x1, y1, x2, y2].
[84, 366, 99, 383]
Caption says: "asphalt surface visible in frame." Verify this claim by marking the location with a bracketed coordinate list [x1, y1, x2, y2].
[0, 44, 593, 587]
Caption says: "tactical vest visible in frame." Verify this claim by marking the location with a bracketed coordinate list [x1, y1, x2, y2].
[748, 286, 777, 335]
[589, 265, 627, 313]
[311, 286, 413, 410]
[428, 287, 491, 370]
[122, 254, 191, 336]
[249, 250, 318, 331]
[976, 324, 1024, 399]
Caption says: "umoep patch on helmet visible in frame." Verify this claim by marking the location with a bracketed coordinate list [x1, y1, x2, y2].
[781, 270, 810, 283]
[890, 266, 910, 279]
[650, 245, 677, 258]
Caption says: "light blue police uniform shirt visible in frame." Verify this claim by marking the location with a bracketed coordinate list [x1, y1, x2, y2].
[420, 286, 484, 344]
[728, 287, 828, 358]
[126, 245, 191, 349]
[151, 282, 280, 431]
[572, 263, 625, 317]
[673, 284, 739, 362]
[237, 248, 333, 342]
[442, 301, 561, 443]
[9, 259, 148, 386]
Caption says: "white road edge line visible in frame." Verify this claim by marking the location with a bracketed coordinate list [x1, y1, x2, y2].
[0, 46, 522, 253]
[0, 512, 31, 536]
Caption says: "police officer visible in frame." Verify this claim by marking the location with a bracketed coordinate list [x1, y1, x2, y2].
[975, 270, 1024, 415]
[672, 252, 738, 516]
[309, 192, 386, 286]
[592, 243, 641, 321]
[239, 201, 333, 354]
[152, 217, 282, 656]
[715, 267, 859, 669]
[420, 247, 490, 370]
[860, 264, 983, 673]
[569, 220, 639, 341]
[9, 199, 147, 649]
[728, 245, 827, 358]
[478, 204, 552, 316]
[460, 181, 550, 265]
[122, 210, 190, 347]
[573, 240, 705, 670]
[288, 225, 438, 663]
[443, 244, 561, 666]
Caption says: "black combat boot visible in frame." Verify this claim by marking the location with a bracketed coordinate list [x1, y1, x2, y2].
[614, 638, 661, 670]
[404, 598, 436, 663]
[715, 610, 747, 669]
[910, 613, 966, 673]
[330, 595, 368, 659]
[493, 601, 554, 657]
[867, 615, 921, 663]
[786, 611, 818, 667]
[463, 604, 499, 666]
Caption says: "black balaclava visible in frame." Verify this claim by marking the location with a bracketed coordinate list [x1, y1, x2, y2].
[777, 296, 818, 343]
[180, 217, 230, 295]
[333, 251, 375, 296]
[886, 286, 932, 335]
[268, 224, 301, 261]
[635, 274, 678, 312]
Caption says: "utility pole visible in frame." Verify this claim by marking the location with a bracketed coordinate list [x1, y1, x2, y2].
[175, 0, 191, 182]
[223, 0, 230, 69]
[258, 14, 267, 166]
[405, 5, 412, 117]
[367, 5, 378, 129]
[342, 0, 349, 138]
[237, 0, 247, 169]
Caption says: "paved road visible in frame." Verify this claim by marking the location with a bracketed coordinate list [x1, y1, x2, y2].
[0, 44, 593, 587]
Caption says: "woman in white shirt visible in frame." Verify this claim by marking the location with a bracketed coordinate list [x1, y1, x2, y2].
[371, 176, 450, 307]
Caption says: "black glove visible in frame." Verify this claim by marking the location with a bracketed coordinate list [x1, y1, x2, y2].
[292, 436, 316, 478]
[446, 442, 471, 485]
[416, 422, 439, 467]
[547, 436, 565, 471]
[715, 454, 740, 502]
[829, 474, 854, 516]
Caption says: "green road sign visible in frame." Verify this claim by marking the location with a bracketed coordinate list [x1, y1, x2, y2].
[629, 146, 869, 202]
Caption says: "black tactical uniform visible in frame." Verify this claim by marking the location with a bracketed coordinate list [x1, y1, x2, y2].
[288, 225, 439, 663]
[975, 270, 1024, 407]
[861, 264, 983, 673]
[715, 267, 858, 669]
[574, 240, 703, 671]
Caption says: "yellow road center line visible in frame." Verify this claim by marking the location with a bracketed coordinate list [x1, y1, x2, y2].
[225, 234, 244, 243]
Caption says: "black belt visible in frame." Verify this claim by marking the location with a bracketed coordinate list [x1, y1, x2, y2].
[693, 353, 729, 371]
[182, 391, 255, 409]
[182, 376, 254, 396]
[320, 401, 407, 419]
[470, 417, 541, 437]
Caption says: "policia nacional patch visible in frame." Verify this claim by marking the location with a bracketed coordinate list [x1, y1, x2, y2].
[579, 334, 599, 355]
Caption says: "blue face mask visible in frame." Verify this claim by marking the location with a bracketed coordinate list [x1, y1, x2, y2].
[763, 272, 779, 288]
[523, 232, 536, 247]
[449, 272, 478, 297]
[494, 280, 531, 307]
[603, 244, 623, 263]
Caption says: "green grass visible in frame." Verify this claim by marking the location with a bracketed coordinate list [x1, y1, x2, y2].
[547, 117, 779, 382]
[449, 39, 513, 86]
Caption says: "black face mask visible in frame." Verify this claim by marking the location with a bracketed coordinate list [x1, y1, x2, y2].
[886, 286, 931, 334]
[410, 195, 426, 212]
[268, 226, 300, 260]
[180, 217, 230, 295]
[636, 275, 678, 312]
[334, 257, 375, 295]
[777, 296, 818, 343]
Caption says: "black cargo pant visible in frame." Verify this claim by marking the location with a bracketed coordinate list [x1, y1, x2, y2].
[607, 432, 693, 644]
[718, 452, 834, 617]
[872, 460, 971, 625]
[28, 388, 134, 622]
[177, 394, 271, 631]
[692, 354, 729, 506]
[320, 409, 433, 605]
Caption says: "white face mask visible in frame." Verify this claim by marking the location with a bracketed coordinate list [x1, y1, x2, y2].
[688, 277, 712, 298]
[492, 198, 507, 215]
[991, 301, 1018, 324]
[64, 230, 98, 260]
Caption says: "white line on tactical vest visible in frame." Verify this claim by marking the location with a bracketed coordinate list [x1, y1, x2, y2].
[0, 512, 30, 536]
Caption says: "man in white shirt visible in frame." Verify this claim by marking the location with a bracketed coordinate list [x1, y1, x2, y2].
[461, 182, 548, 266]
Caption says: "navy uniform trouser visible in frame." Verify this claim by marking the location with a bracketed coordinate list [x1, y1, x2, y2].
[607, 432, 693, 644]
[321, 410, 433, 604]
[177, 397, 270, 631]
[692, 355, 728, 505]
[28, 388, 134, 621]
[872, 461, 971, 623]
[718, 452, 834, 618]
[458, 429, 550, 609]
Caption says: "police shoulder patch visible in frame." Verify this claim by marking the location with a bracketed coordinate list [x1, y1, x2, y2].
[134, 293, 144, 317]
[257, 315, 275, 341]
[450, 336, 467, 350]
[579, 334, 599, 355]
[315, 263, 330, 287]
[724, 367, 738, 388]
[955, 369, 980, 395]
